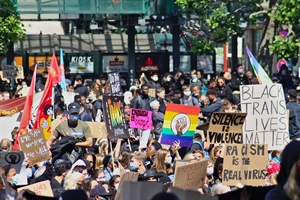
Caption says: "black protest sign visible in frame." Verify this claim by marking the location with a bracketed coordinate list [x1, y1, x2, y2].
[103, 96, 129, 139]
[240, 84, 289, 150]
[171, 187, 218, 200]
[2, 65, 19, 79]
[108, 72, 122, 96]
[123, 181, 163, 200]
[0, 151, 25, 173]
[207, 112, 247, 144]
[222, 144, 268, 186]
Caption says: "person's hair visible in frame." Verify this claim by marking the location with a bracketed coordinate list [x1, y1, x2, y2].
[141, 84, 149, 90]
[157, 87, 165, 94]
[191, 85, 200, 91]
[152, 149, 169, 173]
[183, 153, 198, 161]
[150, 100, 160, 110]
[181, 84, 189, 91]
[131, 152, 147, 164]
[206, 89, 217, 96]
[237, 64, 243, 69]
[222, 100, 233, 112]
[81, 178, 92, 193]
[95, 154, 104, 170]
[90, 169, 104, 179]
[99, 141, 108, 157]
[0, 138, 12, 151]
[210, 146, 222, 164]
[192, 149, 204, 158]
[10, 129, 18, 141]
[90, 88, 102, 97]
[108, 175, 120, 188]
[147, 139, 157, 148]
[119, 151, 131, 170]
[72, 165, 87, 174]
[216, 77, 226, 89]
[271, 150, 281, 159]
[284, 162, 300, 199]
[64, 171, 84, 190]
[54, 162, 71, 176]
[84, 152, 96, 171]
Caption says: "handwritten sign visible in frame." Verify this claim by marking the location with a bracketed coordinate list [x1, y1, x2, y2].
[108, 72, 122, 96]
[130, 108, 152, 130]
[222, 144, 268, 186]
[148, 88, 156, 98]
[87, 122, 107, 138]
[207, 112, 247, 144]
[17, 180, 53, 197]
[19, 128, 50, 167]
[240, 84, 289, 150]
[173, 159, 208, 190]
[103, 96, 129, 139]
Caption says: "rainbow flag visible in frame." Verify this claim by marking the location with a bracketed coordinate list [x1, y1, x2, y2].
[161, 103, 200, 147]
[246, 47, 272, 84]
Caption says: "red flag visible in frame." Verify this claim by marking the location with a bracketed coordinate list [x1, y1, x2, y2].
[33, 53, 58, 140]
[50, 52, 61, 85]
[13, 65, 38, 150]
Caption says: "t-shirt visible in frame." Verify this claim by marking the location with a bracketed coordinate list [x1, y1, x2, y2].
[53, 120, 92, 142]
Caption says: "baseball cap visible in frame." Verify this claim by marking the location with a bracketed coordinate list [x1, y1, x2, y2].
[60, 190, 88, 200]
[68, 102, 80, 114]
[75, 75, 82, 80]
[143, 169, 158, 180]
[90, 185, 112, 197]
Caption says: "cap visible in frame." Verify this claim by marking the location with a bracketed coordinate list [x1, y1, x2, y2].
[65, 79, 72, 85]
[71, 159, 87, 170]
[271, 76, 278, 82]
[288, 89, 297, 98]
[143, 169, 158, 180]
[75, 75, 82, 80]
[159, 175, 171, 183]
[151, 142, 162, 151]
[68, 102, 80, 114]
[60, 190, 88, 200]
[90, 185, 112, 197]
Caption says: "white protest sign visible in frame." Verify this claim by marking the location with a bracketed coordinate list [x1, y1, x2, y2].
[240, 84, 289, 150]
[139, 130, 151, 149]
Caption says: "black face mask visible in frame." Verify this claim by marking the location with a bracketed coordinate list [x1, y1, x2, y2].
[225, 80, 230, 84]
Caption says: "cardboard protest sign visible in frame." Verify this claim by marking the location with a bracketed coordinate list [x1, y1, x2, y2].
[161, 103, 200, 146]
[86, 122, 107, 138]
[103, 96, 129, 139]
[123, 181, 163, 200]
[148, 88, 156, 98]
[17, 180, 53, 197]
[171, 187, 218, 200]
[16, 66, 24, 79]
[19, 128, 50, 167]
[108, 72, 122, 96]
[240, 84, 289, 150]
[1, 65, 19, 79]
[222, 144, 268, 186]
[0, 151, 25, 173]
[115, 172, 139, 200]
[173, 159, 208, 190]
[139, 130, 151, 149]
[207, 112, 247, 144]
[130, 108, 152, 130]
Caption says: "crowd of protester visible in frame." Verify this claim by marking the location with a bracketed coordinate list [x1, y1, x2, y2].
[0, 63, 300, 200]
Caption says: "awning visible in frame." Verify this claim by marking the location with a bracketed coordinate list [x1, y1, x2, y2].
[0, 97, 27, 117]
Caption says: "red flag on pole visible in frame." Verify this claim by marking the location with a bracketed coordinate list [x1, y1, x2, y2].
[13, 65, 38, 150]
[33, 53, 58, 140]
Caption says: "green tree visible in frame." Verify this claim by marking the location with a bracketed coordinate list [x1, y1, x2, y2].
[0, 0, 26, 53]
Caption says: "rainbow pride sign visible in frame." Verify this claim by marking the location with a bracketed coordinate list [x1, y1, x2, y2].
[161, 103, 200, 146]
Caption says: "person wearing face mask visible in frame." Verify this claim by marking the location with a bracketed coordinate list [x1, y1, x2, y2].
[201, 89, 222, 122]
[89, 89, 103, 122]
[131, 84, 155, 111]
[231, 64, 249, 105]
[35, 70, 48, 92]
[0, 138, 12, 152]
[143, 72, 161, 92]
[151, 149, 172, 176]
[161, 73, 174, 95]
[180, 85, 199, 106]
[189, 70, 202, 91]
[175, 74, 188, 92]
[74, 75, 89, 97]
[215, 77, 233, 103]
[47, 104, 93, 148]
[130, 152, 147, 180]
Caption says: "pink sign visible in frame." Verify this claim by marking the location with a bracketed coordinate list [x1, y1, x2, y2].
[130, 108, 152, 130]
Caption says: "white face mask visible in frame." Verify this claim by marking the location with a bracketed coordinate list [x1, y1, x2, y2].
[165, 156, 172, 164]
[89, 94, 95, 101]
[191, 74, 197, 79]
[207, 167, 214, 175]
[184, 91, 191, 96]
[152, 77, 158, 82]
[101, 80, 106, 85]
[238, 68, 244, 74]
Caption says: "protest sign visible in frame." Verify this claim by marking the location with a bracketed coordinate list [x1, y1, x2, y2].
[86, 122, 107, 138]
[173, 159, 208, 190]
[130, 108, 152, 130]
[16, 66, 24, 79]
[19, 128, 50, 167]
[17, 180, 53, 197]
[115, 172, 139, 200]
[171, 187, 218, 200]
[108, 72, 122, 96]
[148, 88, 156, 98]
[240, 84, 289, 150]
[123, 181, 163, 200]
[161, 103, 200, 146]
[207, 112, 247, 144]
[139, 130, 151, 149]
[103, 96, 129, 139]
[0, 151, 25, 173]
[1, 65, 19, 79]
[222, 144, 268, 186]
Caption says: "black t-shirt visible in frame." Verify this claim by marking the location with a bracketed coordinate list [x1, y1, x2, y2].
[50, 178, 63, 189]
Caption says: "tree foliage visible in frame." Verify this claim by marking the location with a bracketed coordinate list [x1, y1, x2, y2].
[0, 0, 26, 53]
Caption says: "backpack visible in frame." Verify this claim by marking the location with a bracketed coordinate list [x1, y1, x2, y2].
[192, 141, 210, 159]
